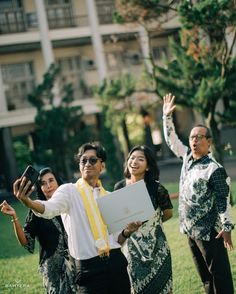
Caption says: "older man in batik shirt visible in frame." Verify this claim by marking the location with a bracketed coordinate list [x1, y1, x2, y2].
[162, 93, 234, 294]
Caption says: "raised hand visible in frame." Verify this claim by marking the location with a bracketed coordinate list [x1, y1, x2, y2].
[0, 200, 16, 217]
[1, 200, 29, 246]
[163, 93, 176, 116]
[13, 177, 34, 205]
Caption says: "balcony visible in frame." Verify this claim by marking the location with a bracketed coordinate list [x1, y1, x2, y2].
[0, 3, 89, 34]
[0, 1, 118, 35]
[0, 8, 26, 34]
[47, 3, 78, 29]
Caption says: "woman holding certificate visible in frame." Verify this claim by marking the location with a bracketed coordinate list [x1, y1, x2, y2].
[115, 145, 173, 294]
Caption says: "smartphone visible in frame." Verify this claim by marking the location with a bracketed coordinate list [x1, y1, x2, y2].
[19, 165, 39, 193]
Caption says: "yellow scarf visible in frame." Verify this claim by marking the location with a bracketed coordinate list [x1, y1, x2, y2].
[75, 178, 110, 256]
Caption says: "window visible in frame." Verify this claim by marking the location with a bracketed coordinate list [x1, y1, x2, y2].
[1, 62, 35, 110]
[26, 12, 38, 28]
[152, 46, 168, 60]
[0, 0, 22, 9]
[106, 50, 143, 75]
[0, 0, 26, 34]
[45, 0, 75, 28]
[96, 0, 116, 24]
[124, 51, 143, 65]
[46, 0, 70, 4]
[57, 56, 91, 99]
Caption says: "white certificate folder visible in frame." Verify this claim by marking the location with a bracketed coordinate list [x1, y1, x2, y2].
[97, 180, 155, 233]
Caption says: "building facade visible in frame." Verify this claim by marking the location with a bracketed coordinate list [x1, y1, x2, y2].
[0, 0, 180, 190]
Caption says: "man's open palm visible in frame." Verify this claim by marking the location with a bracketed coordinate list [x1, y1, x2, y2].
[163, 93, 176, 116]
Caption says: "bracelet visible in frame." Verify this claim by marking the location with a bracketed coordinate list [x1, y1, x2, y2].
[11, 217, 18, 223]
[121, 229, 130, 239]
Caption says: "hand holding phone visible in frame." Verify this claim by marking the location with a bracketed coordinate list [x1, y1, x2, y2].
[18, 165, 39, 194]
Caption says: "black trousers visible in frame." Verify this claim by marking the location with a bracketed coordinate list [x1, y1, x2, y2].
[188, 230, 234, 294]
[75, 249, 131, 294]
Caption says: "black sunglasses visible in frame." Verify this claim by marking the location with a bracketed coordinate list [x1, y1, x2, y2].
[79, 157, 101, 166]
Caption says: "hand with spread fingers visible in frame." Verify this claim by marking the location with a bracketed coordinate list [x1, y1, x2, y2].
[163, 93, 176, 116]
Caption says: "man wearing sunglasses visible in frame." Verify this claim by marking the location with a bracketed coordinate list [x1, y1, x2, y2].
[13, 142, 131, 294]
[162, 93, 234, 294]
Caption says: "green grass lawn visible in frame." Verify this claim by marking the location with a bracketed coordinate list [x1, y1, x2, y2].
[0, 199, 44, 294]
[0, 183, 236, 294]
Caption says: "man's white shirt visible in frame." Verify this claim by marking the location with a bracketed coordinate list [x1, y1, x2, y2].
[34, 183, 121, 260]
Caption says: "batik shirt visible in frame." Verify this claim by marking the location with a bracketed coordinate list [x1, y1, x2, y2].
[163, 115, 234, 241]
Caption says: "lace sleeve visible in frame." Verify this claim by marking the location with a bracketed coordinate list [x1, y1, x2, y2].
[163, 115, 188, 159]
[23, 210, 37, 253]
[157, 184, 173, 211]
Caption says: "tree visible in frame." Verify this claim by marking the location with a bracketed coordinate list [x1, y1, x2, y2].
[93, 1, 179, 157]
[13, 140, 32, 173]
[98, 112, 124, 188]
[114, 0, 178, 24]
[114, 0, 179, 85]
[115, 0, 236, 162]
[28, 64, 91, 178]
[154, 0, 236, 162]
[95, 74, 136, 155]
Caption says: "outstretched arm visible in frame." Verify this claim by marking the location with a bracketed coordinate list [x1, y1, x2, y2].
[0, 200, 28, 246]
[162, 93, 188, 158]
[13, 177, 45, 214]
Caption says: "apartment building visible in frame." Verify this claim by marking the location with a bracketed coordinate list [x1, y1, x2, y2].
[0, 0, 181, 190]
